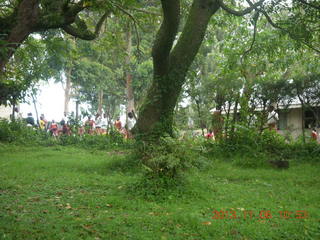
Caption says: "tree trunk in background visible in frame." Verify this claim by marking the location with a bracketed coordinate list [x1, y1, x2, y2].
[135, 0, 220, 141]
[64, 67, 72, 115]
[298, 96, 306, 143]
[239, 70, 256, 126]
[11, 102, 16, 121]
[230, 94, 240, 139]
[98, 89, 104, 116]
[301, 105, 306, 143]
[75, 100, 79, 121]
[224, 100, 232, 138]
[195, 99, 204, 136]
[31, 93, 39, 126]
[258, 100, 268, 134]
[125, 25, 135, 122]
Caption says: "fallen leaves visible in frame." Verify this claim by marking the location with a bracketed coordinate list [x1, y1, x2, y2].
[81, 224, 97, 234]
[27, 196, 40, 202]
[202, 221, 212, 225]
[65, 203, 72, 209]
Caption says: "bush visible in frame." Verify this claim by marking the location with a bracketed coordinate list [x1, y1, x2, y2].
[287, 140, 320, 161]
[206, 125, 320, 167]
[136, 136, 209, 178]
[0, 119, 48, 144]
[0, 119, 132, 150]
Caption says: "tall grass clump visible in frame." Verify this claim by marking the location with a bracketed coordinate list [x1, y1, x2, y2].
[130, 136, 210, 200]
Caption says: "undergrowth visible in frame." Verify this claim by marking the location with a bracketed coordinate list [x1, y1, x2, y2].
[205, 126, 320, 168]
[0, 119, 130, 150]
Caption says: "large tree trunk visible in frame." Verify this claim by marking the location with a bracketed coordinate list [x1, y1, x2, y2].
[135, 0, 220, 140]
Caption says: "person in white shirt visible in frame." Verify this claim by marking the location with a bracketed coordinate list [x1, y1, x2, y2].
[100, 113, 108, 134]
[267, 106, 279, 130]
[126, 111, 136, 138]
[95, 114, 103, 134]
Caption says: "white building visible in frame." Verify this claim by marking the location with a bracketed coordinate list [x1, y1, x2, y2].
[210, 102, 320, 139]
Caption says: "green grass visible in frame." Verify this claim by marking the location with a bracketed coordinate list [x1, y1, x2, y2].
[0, 143, 319, 240]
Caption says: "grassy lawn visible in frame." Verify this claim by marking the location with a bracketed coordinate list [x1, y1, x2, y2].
[0, 143, 319, 240]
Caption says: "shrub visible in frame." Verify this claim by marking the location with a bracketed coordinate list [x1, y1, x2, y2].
[136, 136, 209, 178]
[206, 125, 320, 167]
[287, 140, 320, 161]
[0, 119, 132, 150]
[0, 119, 47, 144]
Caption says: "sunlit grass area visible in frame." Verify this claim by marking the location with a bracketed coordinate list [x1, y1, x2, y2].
[0, 144, 319, 239]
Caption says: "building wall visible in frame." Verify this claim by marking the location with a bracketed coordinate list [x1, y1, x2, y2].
[288, 108, 303, 138]
[0, 105, 12, 120]
[278, 108, 308, 139]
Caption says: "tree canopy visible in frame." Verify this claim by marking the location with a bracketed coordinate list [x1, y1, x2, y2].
[0, 0, 319, 143]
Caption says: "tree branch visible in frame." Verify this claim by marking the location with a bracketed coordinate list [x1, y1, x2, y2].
[246, 0, 320, 54]
[62, 11, 110, 40]
[152, 0, 180, 76]
[94, 11, 110, 36]
[110, 1, 142, 56]
[296, 0, 320, 10]
[218, 0, 265, 16]
[66, 0, 86, 17]
[129, 7, 161, 16]
[241, 11, 260, 62]
[169, 0, 220, 75]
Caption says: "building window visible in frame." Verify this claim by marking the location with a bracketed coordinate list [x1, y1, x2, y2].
[304, 107, 320, 129]
[278, 111, 288, 130]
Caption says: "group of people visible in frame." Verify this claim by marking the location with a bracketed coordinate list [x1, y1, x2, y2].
[113, 110, 137, 139]
[26, 113, 71, 137]
[22, 110, 137, 139]
[80, 114, 108, 135]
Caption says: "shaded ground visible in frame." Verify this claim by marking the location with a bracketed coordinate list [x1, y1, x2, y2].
[0, 144, 319, 239]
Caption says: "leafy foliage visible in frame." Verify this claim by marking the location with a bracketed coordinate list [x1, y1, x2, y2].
[136, 136, 209, 178]
[206, 126, 320, 168]
[0, 119, 130, 150]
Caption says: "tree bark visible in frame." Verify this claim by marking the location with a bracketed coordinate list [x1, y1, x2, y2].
[75, 100, 80, 121]
[31, 92, 39, 126]
[298, 95, 306, 143]
[0, 0, 39, 72]
[135, 0, 220, 140]
[64, 67, 72, 115]
[125, 25, 135, 116]
[98, 89, 104, 116]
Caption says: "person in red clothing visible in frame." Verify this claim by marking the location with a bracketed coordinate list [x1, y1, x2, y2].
[311, 128, 318, 141]
[205, 129, 214, 139]
[114, 118, 122, 131]
[50, 120, 58, 137]
[85, 117, 95, 135]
